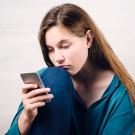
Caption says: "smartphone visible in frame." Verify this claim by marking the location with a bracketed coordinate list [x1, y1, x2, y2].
[20, 72, 45, 88]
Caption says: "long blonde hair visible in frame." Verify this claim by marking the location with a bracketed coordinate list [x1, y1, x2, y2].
[38, 3, 135, 103]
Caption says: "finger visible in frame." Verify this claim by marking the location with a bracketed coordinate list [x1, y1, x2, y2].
[30, 102, 46, 109]
[22, 84, 38, 93]
[28, 94, 54, 104]
[25, 88, 51, 99]
[46, 99, 52, 103]
[25, 102, 45, 111]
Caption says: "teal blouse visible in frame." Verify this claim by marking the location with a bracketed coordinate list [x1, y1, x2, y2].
[71, 74, 135, 134]
[5, 69, 135, 135]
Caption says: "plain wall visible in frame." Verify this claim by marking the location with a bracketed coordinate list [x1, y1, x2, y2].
[0, 0, 135, 134]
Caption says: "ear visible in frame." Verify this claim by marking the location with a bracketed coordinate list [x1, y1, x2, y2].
[85, 30, 94, 48]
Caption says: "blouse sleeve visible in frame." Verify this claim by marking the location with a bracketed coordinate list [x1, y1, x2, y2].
[5, 102, 24, 135]
[102, 92, 135, 135]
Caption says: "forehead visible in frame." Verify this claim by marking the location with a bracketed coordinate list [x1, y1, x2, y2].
[45, 26, 77, 46]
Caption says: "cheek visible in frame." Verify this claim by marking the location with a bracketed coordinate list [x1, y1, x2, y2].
[65, 49, 77, 61]
[71, 45, 88, 59]
[71, 47, 88, 67]
[48, 54, 55, 63]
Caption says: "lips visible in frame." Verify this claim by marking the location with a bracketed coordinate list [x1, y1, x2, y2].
[58, 65, 70, 69]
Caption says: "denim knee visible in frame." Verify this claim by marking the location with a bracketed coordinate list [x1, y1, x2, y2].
[40, 67, 75, 94]
[30, 67, 74, 135]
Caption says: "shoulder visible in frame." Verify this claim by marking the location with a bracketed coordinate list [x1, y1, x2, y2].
[115, 80, 133, 106]
[110, 77, 135, 117]
[108, 80, 135, 131]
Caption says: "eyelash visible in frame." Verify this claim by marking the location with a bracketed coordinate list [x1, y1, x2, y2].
[47, 44, 71, 52]
[47, 48, 54, 52]
[63, 45, 70, 48]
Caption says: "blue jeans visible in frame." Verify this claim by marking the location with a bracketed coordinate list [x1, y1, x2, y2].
[28, 67, 74, 135]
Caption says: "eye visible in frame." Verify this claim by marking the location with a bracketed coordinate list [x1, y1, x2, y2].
[47, 47, 54, 53]
[62, 43, 71, 48]
[63, 45, 69, 48]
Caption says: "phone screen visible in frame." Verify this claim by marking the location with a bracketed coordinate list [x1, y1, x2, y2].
[20, 72, 45, 88]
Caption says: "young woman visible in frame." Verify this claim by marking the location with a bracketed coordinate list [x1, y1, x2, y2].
[6, 3, 135, 135]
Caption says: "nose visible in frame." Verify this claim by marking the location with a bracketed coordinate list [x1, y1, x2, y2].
[54, 51, 64, 64]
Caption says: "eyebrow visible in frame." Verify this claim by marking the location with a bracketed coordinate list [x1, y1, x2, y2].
[46, 39, 70, 47]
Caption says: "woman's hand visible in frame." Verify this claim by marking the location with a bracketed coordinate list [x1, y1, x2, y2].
[22, 83, 54, 121]
[18, 84, 54, 135]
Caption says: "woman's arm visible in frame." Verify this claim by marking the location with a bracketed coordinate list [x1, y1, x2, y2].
[5, 103, 36, 135]
[18, 110, 35, 135]
[6, 84, 53, 135]
[5, 103, 23, 135]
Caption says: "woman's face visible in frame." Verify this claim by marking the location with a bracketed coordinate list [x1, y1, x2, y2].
[45, 25, 92, 75]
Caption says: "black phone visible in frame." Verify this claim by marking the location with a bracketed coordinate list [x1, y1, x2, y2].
[20, 72, 45, 88]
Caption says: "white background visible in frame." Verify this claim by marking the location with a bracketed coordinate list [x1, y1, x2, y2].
[0, 0, 135, 134]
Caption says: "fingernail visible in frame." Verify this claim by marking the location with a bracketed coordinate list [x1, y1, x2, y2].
[46, 99, 51, 103]
[47, 88, 51, 92]
[34, 84, 37, 88]
[50, 94, 54, 98]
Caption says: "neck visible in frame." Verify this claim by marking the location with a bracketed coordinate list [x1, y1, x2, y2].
[71, 61, 113, 89]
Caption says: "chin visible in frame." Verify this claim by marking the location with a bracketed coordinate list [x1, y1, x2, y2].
[65, 69, 74, 76]
[66, 67, 81, 76]
[69, 69, 80, 76]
